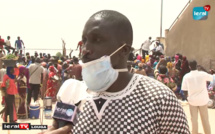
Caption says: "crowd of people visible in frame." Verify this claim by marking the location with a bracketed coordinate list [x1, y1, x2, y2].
[128, 41, 214, 134]
[0, 50, 82, 122]
[0, 10, 214, 134]
[0, 36, 25, 55]
[129, 52, 190, 101]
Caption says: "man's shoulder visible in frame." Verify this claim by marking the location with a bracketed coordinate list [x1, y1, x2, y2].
[186, 70, 208, 77]
[198, 71, 209, 75]
[29, 63, 41, 68]
[76, 64, 82, 68]
[0, 39, 4, 42]
[28, 64, 33, 68]
[39, 66, 44, 70]
[183, 71, 192, 77]
[135, 75, 175, 100]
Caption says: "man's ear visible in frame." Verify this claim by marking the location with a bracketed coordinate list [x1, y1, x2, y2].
[120, 45, 131, 56]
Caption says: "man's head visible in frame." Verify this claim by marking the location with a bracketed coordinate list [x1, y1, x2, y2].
[81, 10, 133, 69]
[14, 51, 18, 56]
[73, 57, 79, 64]
[35, 57, 40, 63]
[156, 41, 160, 46]
[159, 65, 168, 74]
[41, 62, 47, 67]
[26, 52, 30, 56]
[47, 54, 51, 59]
[7, 36, 10, 40]
[17, 36, 20, 40]
[189, 60, 197, 70]
[35, 51, 38, 57]
[27, 55, 31, 60]
[149, 37, 151, 40]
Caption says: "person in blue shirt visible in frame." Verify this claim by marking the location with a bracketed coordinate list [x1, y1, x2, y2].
[15, 36, 25, 56]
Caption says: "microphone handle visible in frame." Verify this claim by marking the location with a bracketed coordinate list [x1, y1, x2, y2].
[57, 119, 70, 128]
[55, 101, 80, 128]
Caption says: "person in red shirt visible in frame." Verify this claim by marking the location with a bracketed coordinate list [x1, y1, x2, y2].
[1, 67, 18, 123]
[46, 66, 58, 101]
[0, 36, 6, 54]
[76, 41, 83, 57]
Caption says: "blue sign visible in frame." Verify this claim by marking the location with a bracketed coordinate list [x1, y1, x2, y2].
[193, 7, 208, 20]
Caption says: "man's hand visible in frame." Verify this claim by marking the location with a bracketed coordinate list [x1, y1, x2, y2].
[43, 119, 73, 134]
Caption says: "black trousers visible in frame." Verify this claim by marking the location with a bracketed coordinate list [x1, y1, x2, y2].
[5, 46, 15, 54]
[142, 50, 148, 59]
[152, 51, 163, 57]
[27, 84, 40, 105]
[5, 94, 15, 122]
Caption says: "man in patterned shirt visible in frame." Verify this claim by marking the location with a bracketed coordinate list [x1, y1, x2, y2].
[45, 10, 190, 134]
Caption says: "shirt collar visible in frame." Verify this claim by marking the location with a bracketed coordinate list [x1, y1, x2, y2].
[190, 70, 198, 73]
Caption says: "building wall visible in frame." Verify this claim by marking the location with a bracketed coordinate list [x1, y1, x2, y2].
[165, 0, 215, 70]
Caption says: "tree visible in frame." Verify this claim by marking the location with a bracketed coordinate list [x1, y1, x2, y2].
[56, 52, 62, 59]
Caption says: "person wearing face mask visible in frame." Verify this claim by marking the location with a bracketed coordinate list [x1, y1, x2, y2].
[44, 10, 189, 134]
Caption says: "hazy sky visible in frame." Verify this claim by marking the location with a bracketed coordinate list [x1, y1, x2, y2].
[0, 0, 189, 54]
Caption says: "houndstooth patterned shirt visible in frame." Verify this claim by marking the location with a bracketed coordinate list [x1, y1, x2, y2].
[73, 74, 190, 134]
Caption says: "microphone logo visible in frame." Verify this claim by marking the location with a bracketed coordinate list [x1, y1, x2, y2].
[66, 109, 74, 116]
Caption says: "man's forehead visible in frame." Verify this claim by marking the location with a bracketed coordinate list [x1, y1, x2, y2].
[84, 18, 116, 34]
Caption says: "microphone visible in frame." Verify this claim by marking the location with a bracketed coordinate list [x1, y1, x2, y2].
[52, 79, 87, 128]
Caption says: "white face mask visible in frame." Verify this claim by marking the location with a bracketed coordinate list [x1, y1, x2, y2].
[81, 44, 128, 92]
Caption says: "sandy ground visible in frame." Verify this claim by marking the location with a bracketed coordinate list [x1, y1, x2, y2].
[0, 98, 214, 134]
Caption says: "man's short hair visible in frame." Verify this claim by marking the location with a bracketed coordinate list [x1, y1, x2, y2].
[35, 58, 41, 63]
[90, 10, 133, 46]
[159, 65, 168, 74]
[189, 60, 197, 70]
[73, 57, 79, 63]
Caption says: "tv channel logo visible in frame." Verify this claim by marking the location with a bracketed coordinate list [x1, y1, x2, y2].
[193, 5, 210, 20]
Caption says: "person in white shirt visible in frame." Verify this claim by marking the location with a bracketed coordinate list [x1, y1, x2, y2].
[27, 58, 44, 105]
[5, 36, 15, 54]
[0, 65, 6, 105]
[140, 37, 154, 59]
[182, 60, 212, 134]
[0, 64, 6, 82]
[152, 41, 164, 57]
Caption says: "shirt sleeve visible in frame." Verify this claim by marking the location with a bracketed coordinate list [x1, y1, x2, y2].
[181, 76, 188, 91]
[1, 75, 8, 87]
[28, 65, 32, 73]
[159, 91, 190, 133]
[204, 72, 213, 82]
[154, 69, 159, 79]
